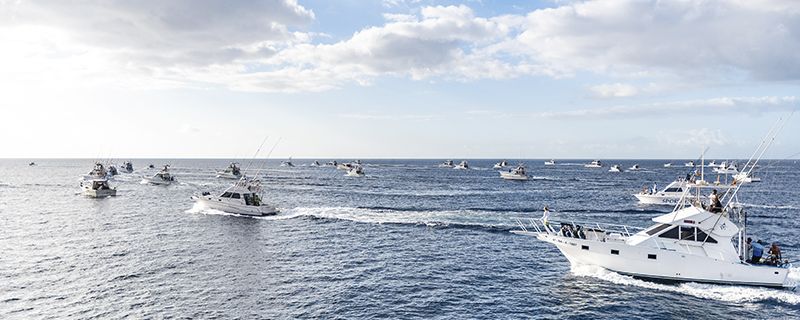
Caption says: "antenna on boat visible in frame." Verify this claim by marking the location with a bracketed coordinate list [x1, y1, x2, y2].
[252, 137, 282, 179]
[242, 135, 270, 174]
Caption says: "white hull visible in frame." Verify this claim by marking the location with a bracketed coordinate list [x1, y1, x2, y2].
[346, 172, 364, 177]
[532, 232, 790, 288]
[453, 166, 469, 170]
[500, 172, 528, 180]
[83, 187, 116, 198]
[633, 193, 687, 205]
[142, 177, 174, 186]
[216, 172, 241, 179]
[192, 196, 277, 216]
[544, 162, 555, 166]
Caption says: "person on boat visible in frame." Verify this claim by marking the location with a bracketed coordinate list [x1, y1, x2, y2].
[652, 183, 657, 194]
[708, 189, 722, 213]
[752, 240, 765, 264]
[745, 238, 754, 263]
[768, 243, 782, 265]
[540, 206, 551, 227]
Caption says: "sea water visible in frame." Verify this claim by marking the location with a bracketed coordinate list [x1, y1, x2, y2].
[1, 159, 798, 318]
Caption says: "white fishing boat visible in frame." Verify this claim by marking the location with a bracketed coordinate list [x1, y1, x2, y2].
[453, 160, 469, 170]
[108, 165, 119, 176]
[584, 160, 602, 168]
[684, 161, 695, 167]
[143, 165, 177, 185]
[280, 157, 295, 167]
[708, 160, 722, 168]
[337, 160, 361, 170]
[500, 164, 528, 180]
[609, 165, 622, 172]
[345, 165, 365, 177]
[438, 160, 455, 168]
[514, 123, 795, 289]
[544, 159, 556, 166]
[123, 161, 134, 173]
[326, 160, 338, 167]
[663, 162, 672, 168]
[733, 171, 761, 184]
[192, 178, 277, 216]
[310, 160, 321, 167]
[628, 164, 641, 171]
[633, 179, 711, 205]
[493, 160, 509, 170]
[714, 163, 739, 175]
[28, 162, 36, 166]
[216, 162, 242, 179]
[81, 178, 117, 198]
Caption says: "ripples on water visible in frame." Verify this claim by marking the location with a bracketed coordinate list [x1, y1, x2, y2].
[1, 159, 799, 319]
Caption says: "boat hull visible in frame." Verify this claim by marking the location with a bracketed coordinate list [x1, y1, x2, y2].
[143, 178, 174, 186]
[192, 196, 277, 216]
[633, 193, 686, 205]
[500, 172, 528, 180]
[216, 172, 241, 179]
[83, 188, 117, 198]
[532, 232, 792, 288]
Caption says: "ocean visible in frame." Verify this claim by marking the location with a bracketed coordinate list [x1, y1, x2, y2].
[1, 158, 799, 319]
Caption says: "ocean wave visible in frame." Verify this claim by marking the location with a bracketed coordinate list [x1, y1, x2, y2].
[571, 264, 800, 304]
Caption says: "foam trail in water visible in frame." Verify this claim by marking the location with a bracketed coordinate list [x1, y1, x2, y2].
[185, 202, 306, 221]
[282, 206, 521, 229]
[571, 264, 800, 304]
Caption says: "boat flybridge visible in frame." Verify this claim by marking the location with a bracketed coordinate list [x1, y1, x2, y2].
[544, 159, 556, 166]
[216, 162, 242, 179]
[515, 120, 795, 288]
[143, 165, 177, 185]
[453, 160, 469, 170]
[584, 160, 602, 168]
[493, 160, 509, 170]
[609, 165, 622, 172]
[81, 162, 116, 197]
[500, 164, 528, 180]
[439, 160, 455, 168]
[192, 177, 277, 216]
[346, 165, 365, 177]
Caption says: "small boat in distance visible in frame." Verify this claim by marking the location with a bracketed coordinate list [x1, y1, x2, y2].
[280, 157, 295, 167]
[584, 160, 602, 168]
[108, 165, 119, 176]
[609, 164, 621, 172]
[326, 160, 338, 167]
[453, 160, 469, 170]
[123, 161, 134, 173]
[714, 163, 739, 175]
[148, 164, 155, 169]
[217, 162, 243, 179]
[346, 165, 365, 177]
[684, 161, 695, 167]
[493, 160, 509, 170]
[81, 163, 116, 197]
[544, 159, 556, 166]
[337, 160, 361, 170]
[28, 162, 36, 166]
[310, 160, 321, 167]
[438, 160, 455, 168]
[628, 164, 641, 171]
[733, 171, 761, 183]
[143, 164, 177, 185]
[663, 162, 672, 168]
[192, 178, 277, 216]
[500, 164, 528, 180]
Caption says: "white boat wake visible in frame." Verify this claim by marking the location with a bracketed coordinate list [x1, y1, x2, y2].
[571, 264, 800, 304]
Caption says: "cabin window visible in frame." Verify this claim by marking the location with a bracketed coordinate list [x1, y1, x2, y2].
[581, 245, 589, 250]
[231, 193, 241, 199]
[664, 187, 682, 193]
[645, 224, 671, 236]
[243, 193, 253, 206]
[658, 226, 680, 239]
[695, 229, 718, 244]
[680, 227, 695, 241]
[611, 249, 619, 255]
[648, 254, 657, 260]
[221, 192, 232, 198]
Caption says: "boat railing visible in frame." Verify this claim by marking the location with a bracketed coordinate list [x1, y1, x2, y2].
[514, 218, 643, 239]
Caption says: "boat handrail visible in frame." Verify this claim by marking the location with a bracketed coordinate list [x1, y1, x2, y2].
[514, 218, 643, 238]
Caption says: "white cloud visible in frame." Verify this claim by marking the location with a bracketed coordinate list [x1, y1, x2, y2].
[589, 83, 639, 98]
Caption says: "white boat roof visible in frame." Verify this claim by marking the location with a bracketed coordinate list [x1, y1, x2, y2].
[651, 206, 739, 237]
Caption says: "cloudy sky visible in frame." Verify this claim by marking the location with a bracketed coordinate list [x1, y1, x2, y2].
[1, 0, 799, 159]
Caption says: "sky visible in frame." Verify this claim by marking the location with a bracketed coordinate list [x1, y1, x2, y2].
[1, 0, 799, 159]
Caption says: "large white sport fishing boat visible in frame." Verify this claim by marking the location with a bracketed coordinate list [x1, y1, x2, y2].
[584, 160, 602, 168]
[280, 157, 295, 167]
[544, 159, 556, 166]
[439, 160, 455, 168]
[337, 160, 361, 170]
[345, 165, 365, 177]
[684, 160, 695, 167]
[192, 178, 277, 216]
[636, 156, 730, 205]
[123, 161, 134, 173]
[513, 119, 795, 288]
[216, 162, 242, 179]
[143, 164, 177, 185]
[81, 162, 116, 197]
[609, 164, 622, 173]
[500, 164, 528, 180]
[628, 164, 641, 171]
[453, 160, 469, 170]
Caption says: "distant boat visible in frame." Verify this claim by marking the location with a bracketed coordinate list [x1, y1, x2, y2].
[544, 159, 556, 166]
[345, 165, 365, 177]
[663, 162, 672, 168]
[143, 164, 177, 185]
[500, 164, 528, 180]
[628, 164, 641, 171]
[107, 165, 119, 176]
[28, 162, 36, 166]
[148, 164, 156, 169]
[609, 164, 621, 172]
[192, 178, 277, 216]
[453, 160, 469, 170]
[216, 162, 242, 179]
[326, 160, 338, 167]
[438, 160, 454, 168]
[310, 160, 321, 167]
[584, 160, 602, 168]
[280, 157, 295, 167]
[123, 161, 134, 173]
[493, 160, 509, 170]
[81, 163, 116, 197]
[684, 161, 695, 167]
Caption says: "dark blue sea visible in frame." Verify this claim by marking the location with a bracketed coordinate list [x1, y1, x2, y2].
[1, 159, 799, 319]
